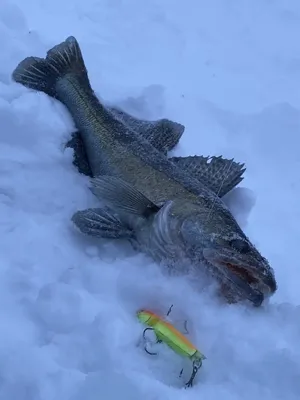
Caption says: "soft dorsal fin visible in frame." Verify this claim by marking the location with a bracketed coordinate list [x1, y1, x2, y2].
[169, 155, 246, 197]
[108, 106, 184, 155]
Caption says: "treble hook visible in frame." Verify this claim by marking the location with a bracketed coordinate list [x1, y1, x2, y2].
[142, 327, 161, 356]
[142, 327, 154, 341]
[166, 304, 189, 334]
[166, 304, 173, 316]
[184, 359, 202, 388]
[144, 342, 157, 355]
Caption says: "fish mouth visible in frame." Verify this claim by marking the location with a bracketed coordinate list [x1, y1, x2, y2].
[203, 249, 265, 306]
[222, 261, 277, 296]
[223, 262, 259, 285]
[219, 261, 264, 306]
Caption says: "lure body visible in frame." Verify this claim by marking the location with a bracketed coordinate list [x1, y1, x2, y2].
[137, 308, 206, 387]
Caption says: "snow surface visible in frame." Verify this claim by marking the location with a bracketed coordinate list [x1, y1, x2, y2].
[1, 0, 300, 399]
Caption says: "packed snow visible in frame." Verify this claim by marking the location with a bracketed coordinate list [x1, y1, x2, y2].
[1, 0, 300, 399]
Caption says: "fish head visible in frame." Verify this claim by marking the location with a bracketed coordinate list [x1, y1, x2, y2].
[172, 200, 277, 306]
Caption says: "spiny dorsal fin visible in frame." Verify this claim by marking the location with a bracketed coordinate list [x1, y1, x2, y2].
[169, 155, 246, 197]
[109, 107, 185, 155]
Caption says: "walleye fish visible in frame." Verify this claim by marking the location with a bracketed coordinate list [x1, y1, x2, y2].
[12, 36, 277, 306]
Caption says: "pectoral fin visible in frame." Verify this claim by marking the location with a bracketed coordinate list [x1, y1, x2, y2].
[71, 207, 133, 239]
[169, 155, 246, 197]
[90, 175, 160, 217]
[109, 106, 184, 154]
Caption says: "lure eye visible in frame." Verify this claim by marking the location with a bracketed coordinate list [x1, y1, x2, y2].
[229, 239, 250, 254]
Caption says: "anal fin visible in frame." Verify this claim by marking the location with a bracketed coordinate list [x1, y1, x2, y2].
[65, 131, 93, 177]
[72, 207, 133, 239]
[108, 106, 185, 155]
[169, 155, 246, 197]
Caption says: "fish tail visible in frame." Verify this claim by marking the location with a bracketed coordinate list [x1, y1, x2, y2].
[12, 36, 90, 99]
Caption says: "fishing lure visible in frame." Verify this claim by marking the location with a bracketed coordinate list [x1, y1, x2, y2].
[137, 305, 206, 388]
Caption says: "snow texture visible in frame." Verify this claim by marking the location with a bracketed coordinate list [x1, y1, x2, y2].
[1, 0, 300, 399]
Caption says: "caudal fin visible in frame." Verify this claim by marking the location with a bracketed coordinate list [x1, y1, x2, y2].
[12, 36, 90, 99]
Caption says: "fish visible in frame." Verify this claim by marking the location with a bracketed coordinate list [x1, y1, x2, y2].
[12, 36, 277, 306]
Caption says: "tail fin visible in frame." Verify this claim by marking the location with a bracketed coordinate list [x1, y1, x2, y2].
[12, 36, 90, 99]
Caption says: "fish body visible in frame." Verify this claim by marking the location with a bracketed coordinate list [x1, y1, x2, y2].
[12, 36, 277, 306]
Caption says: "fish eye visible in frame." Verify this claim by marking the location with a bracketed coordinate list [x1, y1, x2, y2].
[181, 219, 202, 245]
[229, 238, 250, 254]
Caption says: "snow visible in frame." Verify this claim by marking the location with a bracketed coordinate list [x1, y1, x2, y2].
[0, 0, 300, 398]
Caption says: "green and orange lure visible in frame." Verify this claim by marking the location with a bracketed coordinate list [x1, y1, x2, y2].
[137, 306, 206, 388]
